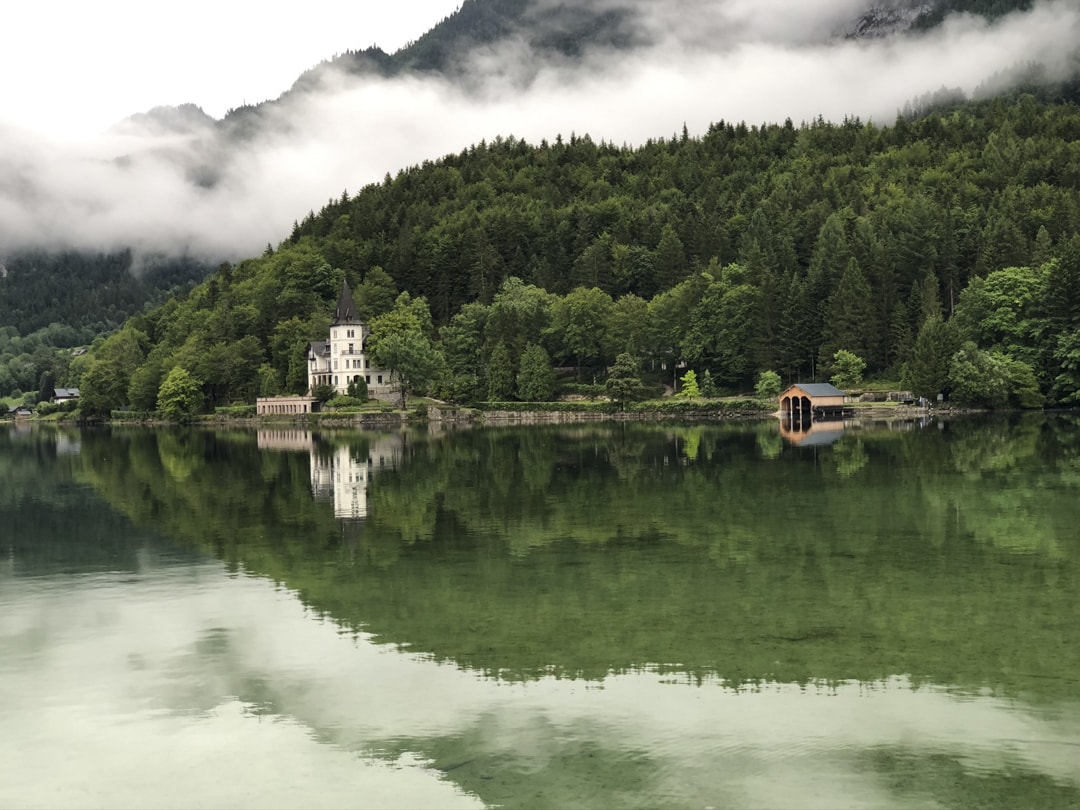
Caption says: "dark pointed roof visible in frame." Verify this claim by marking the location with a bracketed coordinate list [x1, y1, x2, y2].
[333, 281, 362, 325]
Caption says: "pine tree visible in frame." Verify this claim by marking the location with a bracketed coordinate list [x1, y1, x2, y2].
[516, 343, 556, 402]
[889, 305, 914, 371]
[654, 225, 688, 291]
[778, 272, 815, 380]
[605, 353, 648, 408]
[1031, 225, 1054, 267]
[1042, 234, 1080, 330]
[902, 316, 960, 401]
[487, 340, 515, 401]
[36, 371, 56, 404]
[818, 258, 874, 373]
[677, 370, 701, 398]
[700, 369, 719, 398]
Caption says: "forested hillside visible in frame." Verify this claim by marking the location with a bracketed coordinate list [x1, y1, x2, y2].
[72, 90, 1080, 415]
[1, 0, 1053, 413]
[0, 252, 210, 401]
[915, 0, 1036, 27]
[292, 0, 638, 88]
[298, 0, 1038, 85]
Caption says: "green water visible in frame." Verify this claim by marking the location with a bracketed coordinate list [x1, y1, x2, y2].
[2, 416, 1079, 809]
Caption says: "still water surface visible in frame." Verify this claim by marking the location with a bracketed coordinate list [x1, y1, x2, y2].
[2, 416, 1079, 808]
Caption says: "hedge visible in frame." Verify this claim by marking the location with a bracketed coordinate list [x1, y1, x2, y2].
[475, 398, 770, 415]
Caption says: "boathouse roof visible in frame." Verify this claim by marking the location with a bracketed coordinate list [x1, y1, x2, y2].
[783, 383, 846, 398]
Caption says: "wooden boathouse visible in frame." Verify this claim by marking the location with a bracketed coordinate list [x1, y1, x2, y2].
[779, 383, 852, 421]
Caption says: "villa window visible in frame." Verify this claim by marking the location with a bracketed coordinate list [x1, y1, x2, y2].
[365, 375, 370, 384]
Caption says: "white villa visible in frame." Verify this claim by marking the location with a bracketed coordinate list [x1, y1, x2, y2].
[307, 280, 397, 401]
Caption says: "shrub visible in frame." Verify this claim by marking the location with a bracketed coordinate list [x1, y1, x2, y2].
[214, 404, 257, 417]
[755, 370, 783, 399]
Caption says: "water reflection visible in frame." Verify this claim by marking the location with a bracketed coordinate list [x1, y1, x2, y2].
[61, 419, 1080, 693]
[4, 418, 1080, 808]
[258, 429, 403, 521]
[2, 555, 1077, 810]
[0, 563, 480, 810]
[779, 414, 848, 446]
[778, 415, 934, 448]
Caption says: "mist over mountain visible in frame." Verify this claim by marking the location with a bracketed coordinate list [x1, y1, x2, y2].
[0, 0, 1075, 264]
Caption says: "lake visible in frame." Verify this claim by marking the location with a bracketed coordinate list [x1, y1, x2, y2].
[2, 415, 1079, 809]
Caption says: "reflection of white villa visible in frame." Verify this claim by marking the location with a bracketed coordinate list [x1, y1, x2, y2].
[310, 433, 404, 520]
[257, 429, 315, 452]
[257, 429, 403, 521]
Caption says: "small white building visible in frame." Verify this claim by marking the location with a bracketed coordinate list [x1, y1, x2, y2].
[307, 281, 397, 401]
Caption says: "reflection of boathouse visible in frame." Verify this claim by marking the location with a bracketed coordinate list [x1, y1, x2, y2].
[779, 419, 848, 446]
[779, 383, 852, 421]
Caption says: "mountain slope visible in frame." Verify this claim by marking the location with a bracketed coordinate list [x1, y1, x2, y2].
[2, 0, 1071, 403]
[291, 0, 642, 89]
[292, 0, 1042, 90]
[72, 93, 1080, 414]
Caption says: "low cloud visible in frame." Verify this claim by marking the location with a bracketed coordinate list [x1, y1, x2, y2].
[0, 0, 1076, 263]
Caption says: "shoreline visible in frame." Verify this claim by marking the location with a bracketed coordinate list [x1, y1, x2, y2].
[10, 401, 978, 430]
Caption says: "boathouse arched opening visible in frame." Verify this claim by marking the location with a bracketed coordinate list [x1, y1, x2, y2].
[778, 384, 849, 425]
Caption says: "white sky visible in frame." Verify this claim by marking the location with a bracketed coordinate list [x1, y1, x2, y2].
[0, 0, 463, 139]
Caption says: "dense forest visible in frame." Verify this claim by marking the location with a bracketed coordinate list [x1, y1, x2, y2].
[63, 85, 1080, 416]
[3, 0, 1060, 414]
[0, 251, 210, 403]
[914, 0, 1036, 28]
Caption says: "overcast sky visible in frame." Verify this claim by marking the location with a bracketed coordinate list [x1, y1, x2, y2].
[0, 0, 463, 139]
[1, 1, 1077, 262]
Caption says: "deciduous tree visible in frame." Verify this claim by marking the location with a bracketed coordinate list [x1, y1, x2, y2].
[157, 367, 203, 421]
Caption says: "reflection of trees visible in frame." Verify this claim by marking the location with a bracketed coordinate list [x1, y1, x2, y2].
[755, 422, 783, 459]
[831, 436, 869, 477]
[77, 418, 1080, 697]
[864, 746, 1080, 810]
[0, 427, 155, 574]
